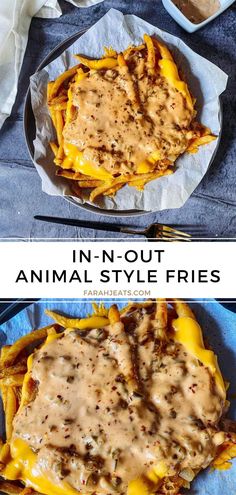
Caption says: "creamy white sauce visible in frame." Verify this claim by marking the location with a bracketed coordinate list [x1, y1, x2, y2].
[12, 308, 225, 494]
[63, 51, 194, 174]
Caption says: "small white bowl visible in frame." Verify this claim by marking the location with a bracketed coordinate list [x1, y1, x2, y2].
[162, 0, 235, 32]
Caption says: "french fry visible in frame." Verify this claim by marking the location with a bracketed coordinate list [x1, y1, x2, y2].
[49, 66, 80, 101]
[103, 183, 124, 196]
[0, 480, 39, 495]
[0, 360, 27, 379]
[0, 325, 60, 369]
[0, 374, 25, 387]
[77, 180, 102, 188]
[49, 94, 68, 106]
[103, 47, 117, 58]
[123, 43, 145, 59]
[89, 170, 173, 201]
[187, 134, 216, 153]
[52, 102, 67, 111]
[117, 53, 127, 67]
[1, 346, 10, 360]
[144, 34, 156, 74]
[75, 55, 118, 70]
[5, 387, 17, 441]
[155, 299, 167, 339]
[0, 384, 7, 411]
[55, 110, 64, 145]
[49, 141, 59, 157]
[55, 168, 89, 180]
[108, 305, 120, 324]
[45, 309, 109, 330]
[212, 441, 236, 470]
[172, 300, 196, 320]
[0, 442, 10, 468]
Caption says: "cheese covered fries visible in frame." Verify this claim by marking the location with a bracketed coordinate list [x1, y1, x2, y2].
[0, 300, 235, 495]
[47, 35, 215, 202]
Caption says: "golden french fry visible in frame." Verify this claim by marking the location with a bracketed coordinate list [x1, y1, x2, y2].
[0, 325, 59, 369]
[55, 140, 65, 165]
[5, 387, 17, 441]
[212, 441, 236, 470]
[103, 46, 117, 58]
[0, 480, 37, 495]
[51, 102, 67, 111]
[49, 66, 80, 101]
[92, 303, 108, 317]
[0, 374, 25, 387]
[144, 34, 156, 74]
[187, 134, 216, 153]
[77, 180, 102, 188]
[14, 387, 22, 404]
[123, 43, 145, 59]
[117, 53, 127, 67]
[55, 168, 90, 180]
[55, 110, 64, 145]
[75, 55, 118, 70]
[89, 181, 116, 201]
[1, 346, 10, 360]
[49, 141, 59, 157]
[0, 443, 10, 470]
[48, 106, 57, 129]
[172, 300, 196, 319]
[153, 38, 174, 62]
[103, 183, 124, 196]
[45, 310, 109, 330]
[108, 305, 120, 324]
[0, 360, 27, 379]
[154, 299, 168, 340]
[49, 94, 68, 106]
[155, 299, 167, 328]
[0, 384, 7, 411]
[47, 81, 54, 101]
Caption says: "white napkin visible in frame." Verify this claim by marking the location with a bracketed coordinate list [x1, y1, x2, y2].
[0, 0, 104, 130]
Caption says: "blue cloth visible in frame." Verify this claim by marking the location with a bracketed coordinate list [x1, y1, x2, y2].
[0, 1, 235, 237]
[1, 299, 236, 493]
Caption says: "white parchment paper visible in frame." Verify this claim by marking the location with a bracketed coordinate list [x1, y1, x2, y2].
[30, 8, 228, 212]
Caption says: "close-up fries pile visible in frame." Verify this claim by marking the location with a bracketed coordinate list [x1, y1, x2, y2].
[0, 300, 235, 495]
[47, 35, 215, 203]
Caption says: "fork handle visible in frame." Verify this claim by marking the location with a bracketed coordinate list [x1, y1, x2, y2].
[120, 227, 146, 236]
[34, 215, 143, 235]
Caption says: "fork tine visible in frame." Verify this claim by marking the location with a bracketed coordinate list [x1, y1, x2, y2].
[159, 233, 191, 241]
[161, 225, 191, 237]
[154, 225, 192, 241]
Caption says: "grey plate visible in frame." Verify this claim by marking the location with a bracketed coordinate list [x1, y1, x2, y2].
[24, 30, 222, 218]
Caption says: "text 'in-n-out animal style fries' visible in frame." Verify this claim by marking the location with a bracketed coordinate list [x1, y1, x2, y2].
[47, 35, 215, 203]
[0, 300, 235, 495]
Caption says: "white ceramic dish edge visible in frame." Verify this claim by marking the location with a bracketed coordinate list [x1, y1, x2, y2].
[162, 0, 235, 32]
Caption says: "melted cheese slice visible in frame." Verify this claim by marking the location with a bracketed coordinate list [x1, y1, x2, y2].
[172, 316, 225, 394]
[4, 438, 78, 495]
[63, 142, 113, 180]
[156, 41, 193, 110]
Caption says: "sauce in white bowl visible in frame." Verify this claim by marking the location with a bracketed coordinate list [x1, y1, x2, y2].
[162, 0, 235, 32]
[172, 0, 220, 24]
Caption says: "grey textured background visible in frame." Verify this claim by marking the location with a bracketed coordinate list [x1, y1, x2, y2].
[0, 0, 235, 239]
